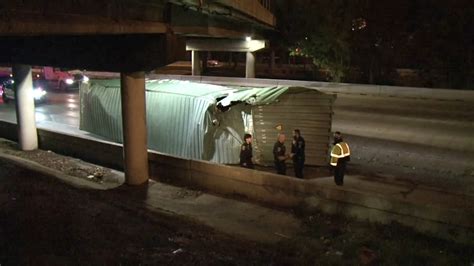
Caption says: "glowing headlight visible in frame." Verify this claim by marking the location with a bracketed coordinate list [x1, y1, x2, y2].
[65, 78, 74, 85]
[82, 75, 89, 82]
[33, 87, 47, 100]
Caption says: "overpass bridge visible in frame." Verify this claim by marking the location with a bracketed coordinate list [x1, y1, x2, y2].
[0, 0, 276, 184]
[0, 0, 275, 71]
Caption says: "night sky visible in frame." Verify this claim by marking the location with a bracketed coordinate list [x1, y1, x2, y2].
[277, 0, 473, 88]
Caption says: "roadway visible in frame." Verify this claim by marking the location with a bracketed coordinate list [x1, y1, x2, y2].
[0, 90, 79, 127]
[333, 93, 474, 193]
[0, 86, 473, 193]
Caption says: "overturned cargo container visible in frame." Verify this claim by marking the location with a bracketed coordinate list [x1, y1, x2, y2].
[79, 79, 335, 166]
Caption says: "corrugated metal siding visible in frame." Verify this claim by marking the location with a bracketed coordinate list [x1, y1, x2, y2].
[81, 84, 217, 161]
[146, 92, 214, 160]
[80, 80, 248, 164]
[80, 81, 334, 166]
[252, 88, 335, 166]
[209, 127, 242, 164]
[207, 104, 251, 164]
[80, 82, 123, 142]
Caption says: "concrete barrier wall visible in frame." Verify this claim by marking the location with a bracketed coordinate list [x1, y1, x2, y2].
[152, 74, 474, 101]
[0, 120, 472, 244]
[37, 129, 124, 171]
[0, 121, 18, 142]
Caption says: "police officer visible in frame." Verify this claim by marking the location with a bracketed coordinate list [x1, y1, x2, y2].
[291, 129, 305, 178]
[240, 133, 254, 169]
[273, 133, 289, 175]
[330, 131, 351, 186]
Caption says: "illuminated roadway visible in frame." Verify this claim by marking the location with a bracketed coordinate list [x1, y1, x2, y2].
[332, 93, 474, 193]
[0, 91, 79, 127]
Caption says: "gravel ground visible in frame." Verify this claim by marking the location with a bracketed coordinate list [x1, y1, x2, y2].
[0, 139, 115, 185]
[0, 161, 276, 265]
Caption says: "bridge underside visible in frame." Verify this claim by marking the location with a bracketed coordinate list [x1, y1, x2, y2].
[0, 0, 276, 185]
[0, 34, 185, 72]
[0, 2, 273, 71]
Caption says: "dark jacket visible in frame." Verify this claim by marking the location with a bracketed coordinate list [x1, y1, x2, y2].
[240, 142, 254, 168]
[273, 141, 286, 162]
[291, 136, 305, 161]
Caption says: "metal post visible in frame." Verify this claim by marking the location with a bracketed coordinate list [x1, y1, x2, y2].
[120, 72, 149, 185]
[12, 64, 38, 151]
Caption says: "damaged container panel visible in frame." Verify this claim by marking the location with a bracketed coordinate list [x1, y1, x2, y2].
[252, 88, 335, 166]
[80, 79, 335, 166]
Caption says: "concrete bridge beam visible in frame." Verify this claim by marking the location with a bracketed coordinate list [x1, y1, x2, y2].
[186, 38, 265, 78]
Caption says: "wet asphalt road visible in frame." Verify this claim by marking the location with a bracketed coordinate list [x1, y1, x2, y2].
[0, 89, 79, 126]
[332, 94, 474, 193]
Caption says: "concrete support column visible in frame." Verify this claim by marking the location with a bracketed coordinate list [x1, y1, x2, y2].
[245, 51, 256, 78]
[228, 52, 233, 65]
[191, 50, 201, 76]
[12, 64, 38, 151]
[120, 72, 149, 185]
[270, 50, 276, 75]
[201, 51, 208, 74]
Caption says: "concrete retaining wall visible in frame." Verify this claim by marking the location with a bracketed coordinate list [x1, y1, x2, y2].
[37, 129, 124, 171]
[152, 74, 474, 101]
[0, 120, 472, 244]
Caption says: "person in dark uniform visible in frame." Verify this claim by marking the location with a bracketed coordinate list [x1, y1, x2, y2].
[273, 133, 289, 175]
[330, 131, 351, 186]
[291, 129, 305, 178]
[240, 133, 254, 169]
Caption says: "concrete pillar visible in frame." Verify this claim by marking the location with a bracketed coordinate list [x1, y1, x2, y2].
[12, 64, 38, 151]
[270, 50, 276, 74]
[246, 51, 256, 78]
[228, 52, 233, 65]
[191, 50, 201, 76]
[201, 51, 208, 74]
[120, 72, 149, 185]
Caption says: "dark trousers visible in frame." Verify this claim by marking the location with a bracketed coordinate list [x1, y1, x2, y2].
[241, 163, 255, 169]
[275, 161, 286, 175]
[334, 160, 347, 185]
[293, 158, 304, 178]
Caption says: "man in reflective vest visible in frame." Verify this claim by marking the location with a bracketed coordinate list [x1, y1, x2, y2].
[330, 131, 351, 186]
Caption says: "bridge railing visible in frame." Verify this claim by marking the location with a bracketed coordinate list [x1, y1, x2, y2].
[258, 0, 273, 11]
[215, 0, 275, 27]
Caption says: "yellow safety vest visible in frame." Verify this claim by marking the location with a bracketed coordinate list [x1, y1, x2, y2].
[330, 142, 350, 166]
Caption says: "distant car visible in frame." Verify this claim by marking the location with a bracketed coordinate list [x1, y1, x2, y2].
[207, 60, 219, 67]
[0, 75, 11, 96]
[59, 73, 89, 91]
[1, 79, 48, 103]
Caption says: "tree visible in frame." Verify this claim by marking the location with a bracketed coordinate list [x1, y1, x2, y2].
[280, 0, 473, 88]
[410, 0, 473, 89]
[284, 0, 357, 82]
[290, 25, 350, 82]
